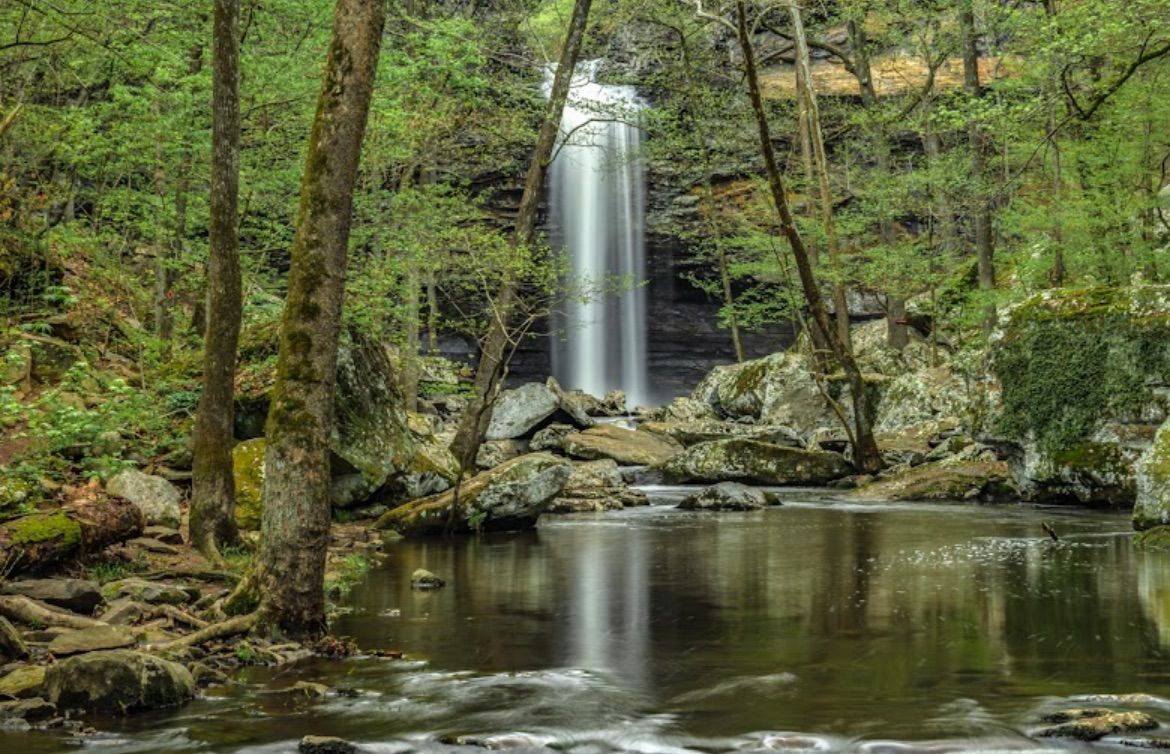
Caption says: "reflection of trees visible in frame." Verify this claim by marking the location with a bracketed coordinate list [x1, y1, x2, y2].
[337, 508, 1158, 736]
[1137, 549, 1170, 649]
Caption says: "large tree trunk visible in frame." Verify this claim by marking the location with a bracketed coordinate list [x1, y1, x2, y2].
[255, 0, 385, 639]
[734, 0, 883, 473]
[191, 0, 243, 561]
[959, 1, 996, 327]
[0, 494, 144, 576]
[448, 0, 593, 476]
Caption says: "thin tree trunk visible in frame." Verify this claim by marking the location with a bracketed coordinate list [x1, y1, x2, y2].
[734, 0, 883, 473]
[255, 0, 385, 639]
[959, 1, 996, 327]
[449, 0, 593, 477]
[191, 0, 243, 561]
[789, 2, 850, 350]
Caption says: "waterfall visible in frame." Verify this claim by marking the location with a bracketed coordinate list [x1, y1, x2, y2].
[547, 61, 648, 408]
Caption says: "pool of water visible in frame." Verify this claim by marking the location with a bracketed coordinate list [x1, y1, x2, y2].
[10, 491, 1170, 753]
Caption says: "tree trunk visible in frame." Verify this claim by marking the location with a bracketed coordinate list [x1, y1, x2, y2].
[255, 0, 385, 639]
[734, 0, 883, 473]
[191, 0, 243, 561]
[790, 5, 850, 350]
[959, 1, 996, 327]
[449, 0, 593, 476]
[0, 495, 144, 576]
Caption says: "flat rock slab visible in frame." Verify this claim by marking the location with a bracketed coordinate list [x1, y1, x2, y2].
[143, 526, 183, 545]
[563, 424, 681, 466]
[127, 537, 181, 555]
[1, 579, 102, 615]
[47, 625, 136, 656]
[110, 579, 197, 605]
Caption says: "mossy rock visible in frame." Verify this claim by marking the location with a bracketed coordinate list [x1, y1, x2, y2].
[660, 439, 852, 485]
[1134, 525, 1170, 550]
[1135, 419, 1170, 530]
[993, 286, 1170, 455]
[9, 512, 82, 547]
[851, 459, 1016, 502]
[232, 438, 266, 531]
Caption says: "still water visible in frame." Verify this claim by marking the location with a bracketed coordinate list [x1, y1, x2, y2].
[12, 492, 1170, 753]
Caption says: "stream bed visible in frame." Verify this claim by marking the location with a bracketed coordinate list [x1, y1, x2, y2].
[9, 490, 1170, 753]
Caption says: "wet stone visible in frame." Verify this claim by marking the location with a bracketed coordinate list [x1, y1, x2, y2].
[1038, 708, 1159, 740]
[410, 569, 445, 590]
[299, 735, 358, 754]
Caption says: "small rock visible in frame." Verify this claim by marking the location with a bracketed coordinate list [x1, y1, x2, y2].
[1038, 708, 1159, 741]
[0, 665, 45, 698]
[1, 579, 102, 615]
[0, 617, 28, 660]
[143, 525, 183, 545]
[300, 735, 358, 754]
[99, 598, 150, 625]
[0, 697, 56, 723]
[46, 649, 195, 714]
[411, 569, 445, 590]
[678, 482, 768, 511]
[106, 470, 182, 528]
[47, 625, 137, 656]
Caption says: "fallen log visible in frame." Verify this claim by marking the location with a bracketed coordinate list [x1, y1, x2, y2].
[0, 595, 108, 630]
[0, 488, 145, 575]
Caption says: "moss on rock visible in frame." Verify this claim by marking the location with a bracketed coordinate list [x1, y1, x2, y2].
[9, 512, 82, 547]
[232, 438, 266, 531]
[851, 460, 1016, 502]
[660, 439, 852, 485]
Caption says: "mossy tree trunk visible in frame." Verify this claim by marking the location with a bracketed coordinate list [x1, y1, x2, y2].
[191, 0, 242, 561]
[0, 495, 143, 576]
[255, 0, 385, 639]
[449, 0, 593, 477]
[732, 0, 884, 473]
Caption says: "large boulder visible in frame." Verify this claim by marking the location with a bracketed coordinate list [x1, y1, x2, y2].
[1134, 418, 1170, 530]
[45, 649, 194, 714]
[486, 382, 561, 440]
[690, 352, 840, 435]
[374, 453, 571, 536]
[232, 331, 417, 521]
[547, 459, 648, 513]
[661, 439, 851, 485]
[562, 424, 681, 466]
[106, 470, 182, 529]
[329, 332, 416, 505]
[990, 286, 1170, 506]
[0, 578, 102, 615]
[678, 482, 768, 511]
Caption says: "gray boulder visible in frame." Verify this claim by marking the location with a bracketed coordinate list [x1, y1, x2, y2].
[45, 649, 194, 714]
[1, 579, 102, 615]
[107, 470, 182, 529]
[374, 453, 571, 536]
[486, 382, 560, 440]
[678, 482, 768, 511]
[661, 439, 852, 485]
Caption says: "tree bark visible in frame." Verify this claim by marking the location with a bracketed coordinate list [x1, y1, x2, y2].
[734, 0, 883, 473]
[959, 1, 996, 327]
[790, 4, 850, 350]
[0, 495, 144, 576]
[191, 0, 243, 561]
[448, 0, 593, 475]
[255, 0, 385, 639]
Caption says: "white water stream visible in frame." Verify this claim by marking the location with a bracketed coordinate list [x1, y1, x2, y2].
[547, 61, 648, 407]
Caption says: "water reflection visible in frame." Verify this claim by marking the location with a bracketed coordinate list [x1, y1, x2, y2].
[7, 498, 1170, 754]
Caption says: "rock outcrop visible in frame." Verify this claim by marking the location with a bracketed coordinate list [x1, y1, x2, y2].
[990, 287, 1170, 507]
[547, 459, 648, 513]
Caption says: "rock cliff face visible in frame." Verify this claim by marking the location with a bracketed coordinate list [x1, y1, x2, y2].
[988, 286, 1170, 506]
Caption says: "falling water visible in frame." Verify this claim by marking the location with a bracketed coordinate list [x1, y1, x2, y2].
[547, 61, 648, 407]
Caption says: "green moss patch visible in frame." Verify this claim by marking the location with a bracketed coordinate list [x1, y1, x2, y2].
[9, 512, 82, 546]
